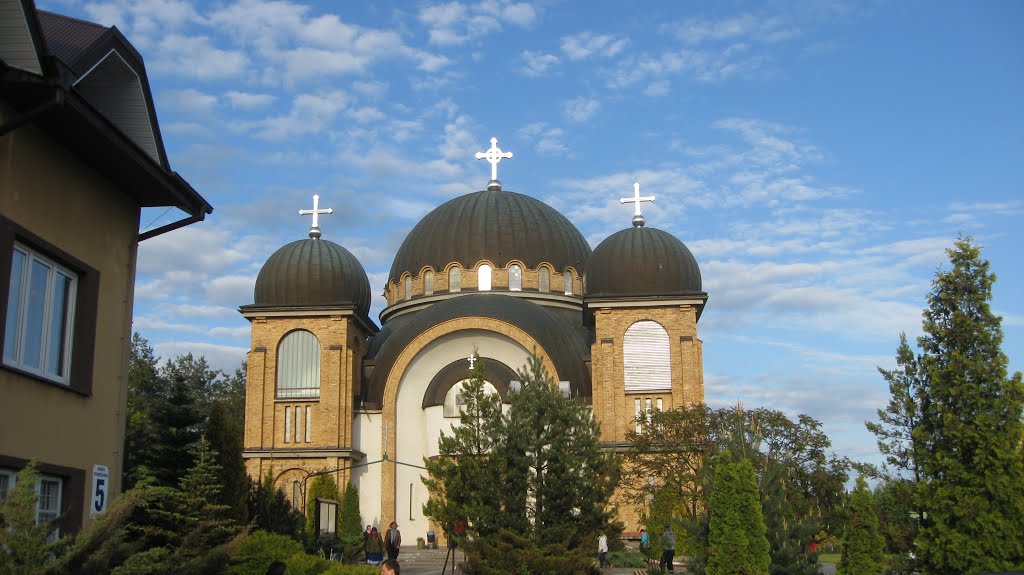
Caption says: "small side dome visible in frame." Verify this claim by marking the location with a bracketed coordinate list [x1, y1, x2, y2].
[253, 239, 371, 314]
[585, 227, 702, 297]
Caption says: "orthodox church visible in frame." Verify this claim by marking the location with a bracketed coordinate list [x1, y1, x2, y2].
[240, 138, 707, 538]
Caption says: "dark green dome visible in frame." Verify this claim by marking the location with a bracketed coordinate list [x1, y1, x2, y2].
[585, 227, 702, 297]
[389, 189, 591, 282]
[254, 238, 371, 313]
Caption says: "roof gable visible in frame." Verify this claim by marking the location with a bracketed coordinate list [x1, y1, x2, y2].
[0, 0, 44, 74]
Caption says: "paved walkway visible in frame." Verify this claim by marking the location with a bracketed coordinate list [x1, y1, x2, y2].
[377, 547, 837, 575]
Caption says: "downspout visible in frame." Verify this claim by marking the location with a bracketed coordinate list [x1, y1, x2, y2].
[138, 212, 205, 242]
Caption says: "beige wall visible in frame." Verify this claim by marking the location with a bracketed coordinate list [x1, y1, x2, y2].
[0, 103, 139, 531]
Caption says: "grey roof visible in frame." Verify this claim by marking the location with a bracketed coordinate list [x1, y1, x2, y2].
[585, 226, 703, 297]
[363, 293, 591, 408]
[251, 239, 371, 314]
[388, 189, 592, 282]
[37, 11, 108, 68]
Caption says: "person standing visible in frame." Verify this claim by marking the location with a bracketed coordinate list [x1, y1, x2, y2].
[366, 527, 385, 566]
[363, 525, 373, 561]
[385, 521, 402, 560]
[659, 524, 676, 573]
[597, 532, 609, 568]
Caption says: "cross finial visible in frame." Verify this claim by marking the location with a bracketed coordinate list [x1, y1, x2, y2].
[299, 194, 333, 239]
[620, 182, 655, 228]
[467, 354, 477, 370]
[475, 137, 513, 191]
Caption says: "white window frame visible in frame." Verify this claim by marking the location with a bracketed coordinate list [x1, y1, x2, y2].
[276, 330, 321, 399]
[563, 270, 573, 295]
[4, 243, 77, 384]
[623, 321, 673, 392]
[509, 264, 522, 291]
[424, 270, 434, 295]
[36, 475, 62, 529]
[449, 266, 461, 293]
[305, 405, 312, 442]
[404, 275, 412, 301]
[478, 264, 492, 291]
[539, 267, 550, 292]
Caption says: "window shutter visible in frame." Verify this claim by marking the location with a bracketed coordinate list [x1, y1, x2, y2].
[623, 321, 671, 392]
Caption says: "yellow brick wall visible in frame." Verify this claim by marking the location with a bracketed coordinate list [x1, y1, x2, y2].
[384, 263, 580, 305]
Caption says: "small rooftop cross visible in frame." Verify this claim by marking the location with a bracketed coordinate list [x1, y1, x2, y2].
[299, 194, 333, 239]
[467, 353, 477, 370]
[475, 137, 513, 190]
[620, 182, 655, 228]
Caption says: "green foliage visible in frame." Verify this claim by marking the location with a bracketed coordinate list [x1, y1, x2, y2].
[248, 472, 304, 539]
[423, 354, 619, 571]
[607, 549, 648, 568]
[226, 530, 304, 575]
[461, 528, 600, 575]
[872, 479, 918, 575]
[868, 237, 1024, 574]
[206, 400, 249, 522]
[0, 462, 55, 574]
[837, 477, 884, 575]
[707, 456, 770, 575]
[336, 482, 364, 562]
[305, 473, 341, 544]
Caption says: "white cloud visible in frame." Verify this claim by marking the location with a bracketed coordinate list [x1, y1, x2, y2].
[149, 34, 249, 79]
[563, 97, 600, 123]
[521, 50, 559, 76]
[160, 88, 217, 115]
[225, 90, 276, 109]
[418, 0, 535, 46]
[560, 31, 628, 60]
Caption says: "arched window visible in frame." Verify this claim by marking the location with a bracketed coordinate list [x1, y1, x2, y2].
[509, 264, 522, 291]
[444, 379, 499, 417]
[478, 264, 492, 291]
[404, 275, 412, 301]
[539, 267, 550, 292]
[449, 266, 461, 292]
[277, 330, 321, 398]
[424, 270, 434, 295]
[563, 270, 573, 295]
[623, 321, 671, 392]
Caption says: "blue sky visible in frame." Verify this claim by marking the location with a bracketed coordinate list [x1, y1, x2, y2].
[45, 0, 1022, 468]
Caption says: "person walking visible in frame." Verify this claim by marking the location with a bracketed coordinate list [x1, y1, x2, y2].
[385, 521, 402, 560]
[639, 528, 650, 562]
[659, 524, 676, 573]
[366, 527, 385, 566]
[597, 532, 609, 568]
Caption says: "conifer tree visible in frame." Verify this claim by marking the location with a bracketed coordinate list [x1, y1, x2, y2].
[911, 237, 1024, 573]
[247, 471, 303, 539]
[706, 455, 770, 575]
[0, 462, 54, 574]
[206, 400, 248, 521]
[837, 476, 884, 575]
[305, 473, 341, 543]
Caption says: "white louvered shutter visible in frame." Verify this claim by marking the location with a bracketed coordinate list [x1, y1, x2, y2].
[623, 321, 672, 392]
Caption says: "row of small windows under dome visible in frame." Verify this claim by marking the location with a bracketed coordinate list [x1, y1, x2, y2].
[270, 319, 674, 401]
[388, 264, 579, 305]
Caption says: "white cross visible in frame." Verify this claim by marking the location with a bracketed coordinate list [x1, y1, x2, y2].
[620, 182, 655, 217]
[468, 354, 477, 370]
[299, 194, 333, 230]
[475, 137, 513, 182]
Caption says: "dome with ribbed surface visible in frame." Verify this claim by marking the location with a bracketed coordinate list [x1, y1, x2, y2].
[585, 227, 702, 297]
[253, 238, 371, 313]
[389, 189, 591, 281]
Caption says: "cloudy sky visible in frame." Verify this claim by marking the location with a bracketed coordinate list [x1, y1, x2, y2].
[45, 0, 1022, 468]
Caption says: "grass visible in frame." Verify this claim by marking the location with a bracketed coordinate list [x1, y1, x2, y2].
[818, 552, 841, 563]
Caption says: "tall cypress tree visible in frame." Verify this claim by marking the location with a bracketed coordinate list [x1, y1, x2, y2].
[837, 476, 884, 575]
[707, 455, 770, 575]
[913, 237, 1024, 573]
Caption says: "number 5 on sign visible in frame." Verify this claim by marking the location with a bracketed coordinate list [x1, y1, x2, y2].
[91, 465, 109, 518]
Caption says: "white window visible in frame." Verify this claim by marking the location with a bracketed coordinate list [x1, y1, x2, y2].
[539, 267, 550, 292]
[563, 270, 573, 295]
[449, 267, 461, 292]
[478, 264, 491, 291]
[404, 276, 412, 301]
[37, 476, 61, 527]
[509, 264, 522, 291]
[0, 469, 13, 500]
[4, 243, 77, 384]
[443, 379, 498, 418]
[294, 405, 302, 442]
[657, 398, 663, 412]
[305, 405, 312, 442]
[284, 406, 292, 443]
[634, 399, 642, 434]
[624, 321, 672, 392]
[424, 270, 434, 295]
[277, 330, 321, 399]
[292, 481, 301, 509]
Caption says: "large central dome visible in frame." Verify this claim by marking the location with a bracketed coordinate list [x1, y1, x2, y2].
[389, 189, 592, 281]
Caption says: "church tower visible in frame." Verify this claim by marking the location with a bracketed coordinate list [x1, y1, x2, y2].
[239, 196, 376, 507]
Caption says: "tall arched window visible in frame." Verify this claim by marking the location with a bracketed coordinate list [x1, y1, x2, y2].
[509, 264, 522, 291]
[424, 270, 434, 295]
[563, 270, 573, 295]
[478, 264, 492, 291]
[449, 266, 461, 292]
[277, 330, 321, 398]
[623, 321, 671, 392]
[404, 275, 412, 301]
[539, 267, 550, 292]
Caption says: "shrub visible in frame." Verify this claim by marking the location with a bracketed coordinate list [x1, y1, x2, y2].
[228, 530, 304, 575]
[609, 549, 648, 568]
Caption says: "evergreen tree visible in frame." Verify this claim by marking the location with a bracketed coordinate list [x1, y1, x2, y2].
[422, 354, 505, 541]
[247, 472, 304, 539]
[893, 237, 1023, 573]
[124, 333, 164, 488]
[706, 456, 770, 575]
[305, 473, 341, 543]
[837, 476, 884, 575]
[206, 401, 248, 521]
[337, 481, 364, 562]
[149, 374, 203, 486]
[0, 462, 54, 574]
